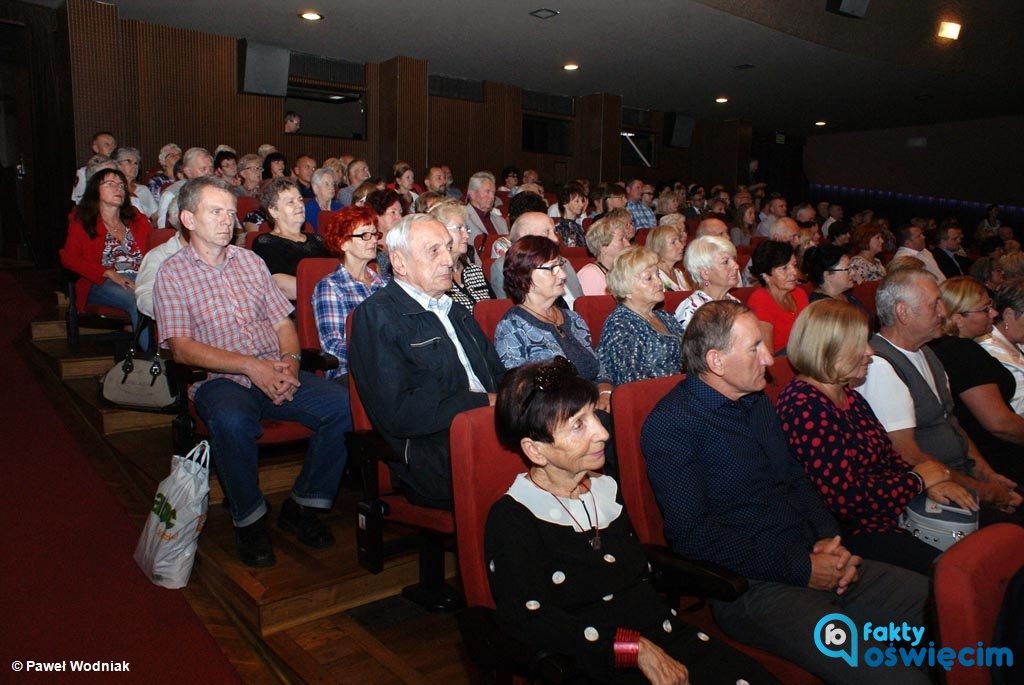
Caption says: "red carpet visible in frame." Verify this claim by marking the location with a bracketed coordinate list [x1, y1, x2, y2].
[0, 271, 241, 684]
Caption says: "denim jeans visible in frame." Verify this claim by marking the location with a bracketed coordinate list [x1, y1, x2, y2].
[193, 371, 351, 527]
[87, 273, 149, 349]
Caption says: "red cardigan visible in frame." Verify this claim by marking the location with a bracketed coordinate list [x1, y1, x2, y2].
[59, 210, 152, 312]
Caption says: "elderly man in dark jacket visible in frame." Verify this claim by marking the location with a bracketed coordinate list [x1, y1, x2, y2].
[350, 214, 506, 509]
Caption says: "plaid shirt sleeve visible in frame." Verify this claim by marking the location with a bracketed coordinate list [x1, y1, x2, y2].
[313, 273, 352, 378]
[153, 256, 193, 346]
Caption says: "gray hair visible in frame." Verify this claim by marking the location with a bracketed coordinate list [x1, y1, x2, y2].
[178, 176, 233, 215]
[259, 176, 300, 210]
[684, 235, 737, 285]
[467, 171, 496, 192]
[114, 147, 140, 164]
[158, 143, 181, 165]
[182, 147, 212, 172]
[769, 217, 798, 242]
[681, 300, 752, 376]
[428, 200, 467, 228]
[658, 213, 686, 229]
[238, 153, 261, 171]
[311, 167, 337, 187]
[606, 246, 658, 301]
[875, 268, 936, 328]
[85, 155, 116, 180]
[257, 143, 277, 159]
[386, 213, 441, 255]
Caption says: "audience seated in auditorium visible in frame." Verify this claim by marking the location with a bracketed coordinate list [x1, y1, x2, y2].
[674, 235, 741, 332]
[261, 151, 288, 183]
[975, 204, 1001, 244]
[490, 212, 583, 305]
[754, 195, 787, 237]
[114, 147, 158, 221]
[642, 300, 931, 685]
[304, 167, 341, 232]
[596, 247, 685, 385]
[145, 143, 182, 202]
[683, 186, 705, 219]
[71, 131, 117, 203]
[213, 150, 241, 195]
[60, 168, 151, 345]
[747, 240, 808, 354]
[820, 203, 843, 237]
[730, 202, 757, 246]
[979, 279, 1024, 415]
[971, 255, 1005, 297]
[442, 165, 462, 200]
[777, 300, 974, 575]
[292, 154, 317, 200]
[155, 177, 349, 568]
[624, 179, 656, 229]
[929, 277, 1024, 487]
[156, 147, 213, 229]
[1003, 252, 1024, 281]
[855, 269, 1021, 521]
[932, 223, 971, 278]
[892, 224, 945, 284]
[592, 183, 626, 223]
[551, 182, 587, 247]
[422, 165, 448, 195]
[655, 188, 682, 219]
[337, 158, 371, 207]
[694, 216, 729, 240]
[578, 215, 631, 296]
[464, 171, 508, 245]
[235, 154, 262, 199]
[365, 189, 404, 281]
[252, 178, 328, 301]
[313, 204, 385, 383]
[135, 222, 185, 320]
[349, 214, 505, 509]
[740, 216, 799, 286]
[429, 200, 493, 312]
[486, 357, 779, 685]
[497, 165, 519, 193]
[495, 236, 612, 401]
[490, 191, 550, 258]
[646, 223, 690, 291]
[392, 161, 419, 209]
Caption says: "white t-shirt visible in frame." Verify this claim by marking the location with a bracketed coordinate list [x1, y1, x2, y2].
[856, 337, 944, 432]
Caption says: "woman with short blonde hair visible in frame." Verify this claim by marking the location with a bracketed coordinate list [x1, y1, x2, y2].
[578, 215, 631, 296]
[777, 300, 972, 574]
[674, 236, 740, 331]
[645, 224, 691, 291]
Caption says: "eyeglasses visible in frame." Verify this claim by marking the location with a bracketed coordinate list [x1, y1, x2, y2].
[827, 267, 851, 272]
[521, 355, 577, 411]
[446, 223, 468, 233]
[535, 258, 567, 272]
[241, 166, 261, 173]
[350, 231, 382, 241]
[100, 181, 126, 190]
[963, 302, 995, 315]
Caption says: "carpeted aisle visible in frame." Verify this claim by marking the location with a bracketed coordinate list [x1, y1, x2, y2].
[0, 271, 241, 684]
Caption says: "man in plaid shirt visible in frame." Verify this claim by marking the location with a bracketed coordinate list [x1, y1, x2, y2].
[154, 177, 349, 568]
[625, 178, 656, 229]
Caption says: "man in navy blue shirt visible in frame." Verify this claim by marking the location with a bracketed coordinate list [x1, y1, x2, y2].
[642, 301, 929, 685]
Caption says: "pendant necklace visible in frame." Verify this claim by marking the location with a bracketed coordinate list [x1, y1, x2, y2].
[531, 474, 601, 550]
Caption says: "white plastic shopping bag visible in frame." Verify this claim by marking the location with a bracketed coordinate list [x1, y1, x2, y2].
[134, 440, 211, 588]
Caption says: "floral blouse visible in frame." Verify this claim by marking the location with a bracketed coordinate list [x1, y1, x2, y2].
[849, 255, 886, 285]
[101, 226, 143, 273]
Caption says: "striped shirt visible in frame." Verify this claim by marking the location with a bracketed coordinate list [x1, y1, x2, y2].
[154, 244, 293, 394]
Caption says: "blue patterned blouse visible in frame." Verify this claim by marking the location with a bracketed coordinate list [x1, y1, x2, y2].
[494, 306, 607, 383]
[597, 305, 685, 385]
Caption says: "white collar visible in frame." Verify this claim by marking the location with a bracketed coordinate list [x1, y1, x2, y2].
[395, 278, 453, 314]
[507, 472, 622, 530]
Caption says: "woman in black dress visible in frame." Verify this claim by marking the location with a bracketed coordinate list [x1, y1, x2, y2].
[485, 357, 778, 684]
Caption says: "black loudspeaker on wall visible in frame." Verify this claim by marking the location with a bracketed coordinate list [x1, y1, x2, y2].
[237, 40, 290, 97]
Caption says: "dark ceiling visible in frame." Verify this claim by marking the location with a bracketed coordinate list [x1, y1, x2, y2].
[26, 0, 1024, 135]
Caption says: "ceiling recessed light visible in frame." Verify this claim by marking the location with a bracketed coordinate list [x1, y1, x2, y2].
[563, 63, 579, 71]
[299, 11, 323, 21]
[815, 121, 827, 127]
[329, 95, 343, 100]
[715, 97, 729, 104]
[530, 8, 559, 19]
[937, 21, 961, 40]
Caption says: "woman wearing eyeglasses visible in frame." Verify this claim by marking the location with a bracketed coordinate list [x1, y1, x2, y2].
[928, 277, 1024, 488]
[803, 245, 864, 311]
[429, 200, 493, 312]
[313, 205, 386, 383]
[486, 358, 779, 685]
[59, 168, 152, 343]
[494, 236, 614, 413]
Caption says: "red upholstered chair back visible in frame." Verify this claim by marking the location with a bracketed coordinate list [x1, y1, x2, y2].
[749, 235, 768, 250]
[481, 233, 503, 259]
[346, 315, 398, 493]
[764, 355, 796, 406]
[317, 210, 340, 234]
[147, 228, 177, 251]
[566, 256, 593, 277]
[852, 279, 881, 321]
[582, 217, 593, 232]
[934, 523, 1024, 685]
[611, 374, 684, 546]
[573, 295, 616, 347]
[560, 246, 589, 259]
[295, 258, 340, 351]
[495, 191, 511, 218]
[244, 226, 271, 250]
[634, 228, 650, 245]
[735, 244, 754, 260]
[473, 298, 513, 342]
[661, 290, 692, 315]
[236, 196, 260, 221]
[730, 286, 757, 304]
[736, 253, 751, 274]
[450, 406, 526, 609]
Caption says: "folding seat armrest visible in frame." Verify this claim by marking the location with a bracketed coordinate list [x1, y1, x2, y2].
[300, 350, 339, 372]
[644, 544, 748, 601]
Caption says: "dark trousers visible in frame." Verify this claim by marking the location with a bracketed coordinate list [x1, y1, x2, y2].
[844, 530, 941, 576]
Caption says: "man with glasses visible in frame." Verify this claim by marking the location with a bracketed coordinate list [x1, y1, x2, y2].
[350, 214, 506, 509]
[236, 154, 263, 198]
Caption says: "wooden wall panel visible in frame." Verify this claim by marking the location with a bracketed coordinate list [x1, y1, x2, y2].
[67, 0, 125, 160]
[395, 57, 428, 175]
[428, 96, 479, 188]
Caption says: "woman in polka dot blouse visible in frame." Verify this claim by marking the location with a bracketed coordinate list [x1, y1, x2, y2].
[777, 301, 977, 575]
[484, 357, 778, 684]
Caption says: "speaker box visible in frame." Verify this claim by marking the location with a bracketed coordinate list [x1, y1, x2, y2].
[238, 40, 290, 97]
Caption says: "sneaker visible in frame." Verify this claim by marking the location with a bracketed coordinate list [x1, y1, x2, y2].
[278, 498, 335, 549]
[235, 516, 275, 567]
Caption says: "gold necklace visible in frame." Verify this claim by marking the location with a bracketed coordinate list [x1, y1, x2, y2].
[520, 303, 564, 334]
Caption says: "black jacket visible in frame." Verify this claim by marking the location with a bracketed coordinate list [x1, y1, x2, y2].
[349, 280, 506, 507]
[931, 247, 971, 279]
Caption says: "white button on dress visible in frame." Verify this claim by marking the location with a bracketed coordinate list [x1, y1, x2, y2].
[551, 571, 566, 585]
[525, 600, 541, 611]
[584, 626, 600, 642]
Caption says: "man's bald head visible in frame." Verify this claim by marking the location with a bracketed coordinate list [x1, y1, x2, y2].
[510, 212, 558, 243]
[770, 217, 801, 246]
[695, 217, 729, 239]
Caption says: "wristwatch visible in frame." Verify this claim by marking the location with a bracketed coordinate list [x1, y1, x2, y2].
[282, 352, 301, 364]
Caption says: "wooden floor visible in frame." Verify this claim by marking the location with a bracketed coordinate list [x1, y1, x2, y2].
[25, 310, 477, 685]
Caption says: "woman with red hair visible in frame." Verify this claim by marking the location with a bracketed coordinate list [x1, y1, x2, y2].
[313, 204, 386, 382]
